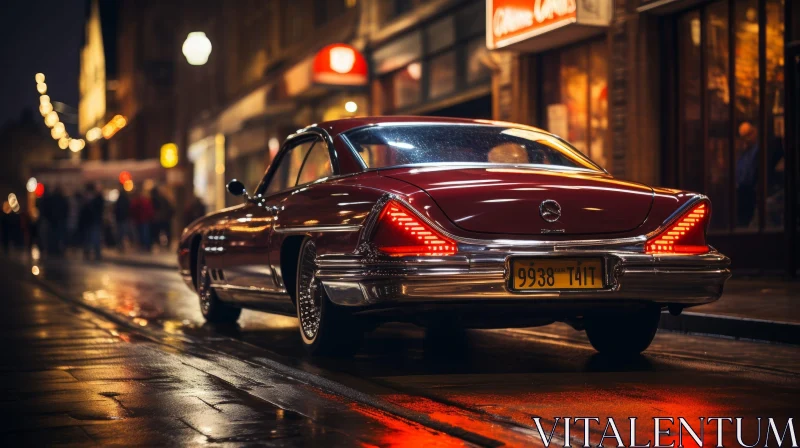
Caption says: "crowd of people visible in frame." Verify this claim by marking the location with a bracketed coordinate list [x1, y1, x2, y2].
[2, 182, 207, 260]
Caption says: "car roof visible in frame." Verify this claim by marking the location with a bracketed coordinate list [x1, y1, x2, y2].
[311, 116, 549, 138]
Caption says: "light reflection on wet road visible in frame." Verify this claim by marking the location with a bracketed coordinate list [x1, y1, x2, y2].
[23, 260, 800, 446]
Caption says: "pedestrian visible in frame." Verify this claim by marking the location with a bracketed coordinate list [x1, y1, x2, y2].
[79, 183, 104, 261]
[130, 190, 154, 251]
[114, 189, 133, 252]
[151, 186, 174, 248]
[50, 186, 69, 255]
[183, 193, 207, 225]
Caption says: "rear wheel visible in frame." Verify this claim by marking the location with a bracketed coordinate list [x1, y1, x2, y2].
[296, 238, 362, 356]
[196, 251, 241, 324]
[584, 306, 661, 357]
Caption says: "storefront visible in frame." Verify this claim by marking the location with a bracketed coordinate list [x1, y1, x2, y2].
[371, 0, 493, 118]
[644, 0, 794, 272]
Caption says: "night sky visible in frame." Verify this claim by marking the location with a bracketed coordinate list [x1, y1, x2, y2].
[0, 1, 85, 127]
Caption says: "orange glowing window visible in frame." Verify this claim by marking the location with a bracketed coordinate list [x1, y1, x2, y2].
[646, 202, 710, 254]
[372, 200, 457, 257]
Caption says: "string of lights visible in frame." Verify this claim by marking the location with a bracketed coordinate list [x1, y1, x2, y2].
[35, 73, 129, 152]
[35, 73, 85, 152]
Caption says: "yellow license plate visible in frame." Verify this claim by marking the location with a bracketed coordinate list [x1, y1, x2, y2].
[510, 258, 604, 290]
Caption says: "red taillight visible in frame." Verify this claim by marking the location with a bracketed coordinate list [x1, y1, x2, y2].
[646, 201, 710, 254]
[372, 200, 457, 257]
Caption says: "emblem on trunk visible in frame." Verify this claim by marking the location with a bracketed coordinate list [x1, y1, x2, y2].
[539, 199, 561, 223]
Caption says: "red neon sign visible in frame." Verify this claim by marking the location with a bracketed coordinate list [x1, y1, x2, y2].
[312, 44, 368, 86]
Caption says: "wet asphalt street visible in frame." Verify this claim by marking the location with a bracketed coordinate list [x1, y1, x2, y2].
[2, 256, 799, 447]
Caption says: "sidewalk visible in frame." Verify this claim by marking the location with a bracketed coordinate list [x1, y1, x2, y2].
[660, 277, 800, 344]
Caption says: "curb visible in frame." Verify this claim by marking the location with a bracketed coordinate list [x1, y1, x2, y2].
[659, 311, 800, 345]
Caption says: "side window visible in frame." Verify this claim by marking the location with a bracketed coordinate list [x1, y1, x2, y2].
[296, 142, 332, 185]
[264, 139, 315, 194]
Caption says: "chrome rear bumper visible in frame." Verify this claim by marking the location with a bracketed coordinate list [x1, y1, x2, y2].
[316, 249, 731, 308]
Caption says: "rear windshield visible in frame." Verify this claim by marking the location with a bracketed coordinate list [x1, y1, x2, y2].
[344, 124, 602, 171]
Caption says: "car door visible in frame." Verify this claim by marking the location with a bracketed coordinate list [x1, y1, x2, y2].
[268, 137, 335, 294]
[222, 138, 318, 303]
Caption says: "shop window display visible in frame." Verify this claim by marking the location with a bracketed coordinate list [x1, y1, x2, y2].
[541, 40, 609, 169]
[676, 0, 785, 232]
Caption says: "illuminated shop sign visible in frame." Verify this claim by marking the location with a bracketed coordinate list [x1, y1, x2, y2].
[312, 43, 368, 86]
[486, 0, 611, 51]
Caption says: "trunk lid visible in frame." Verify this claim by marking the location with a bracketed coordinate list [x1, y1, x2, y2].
[383, 166, 654, 236]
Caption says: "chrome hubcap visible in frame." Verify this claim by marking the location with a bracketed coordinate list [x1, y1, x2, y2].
[298, 241, 322, 341]
[199, 263, 212, 315]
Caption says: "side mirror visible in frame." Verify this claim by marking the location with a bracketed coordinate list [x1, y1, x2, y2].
[226, 179, 247, 197]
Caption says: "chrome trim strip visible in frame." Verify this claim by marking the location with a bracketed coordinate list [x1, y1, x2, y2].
[255, 127, 339, 196]
[274, 224, 362, 234]
[214, 283, 290, 296]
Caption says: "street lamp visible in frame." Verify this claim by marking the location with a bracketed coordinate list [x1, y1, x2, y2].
[182, 32, 212, 66]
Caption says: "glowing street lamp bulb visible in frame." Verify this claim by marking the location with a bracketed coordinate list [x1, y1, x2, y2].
[37, 82, 47, 94]
[45, 111, 59, 127]
[182, 32, 212, 66]
[26, 177, 38, 193]
[58, 137, 69, 149]
[344, 101, 358, 113]
[35, 73, 45, 83]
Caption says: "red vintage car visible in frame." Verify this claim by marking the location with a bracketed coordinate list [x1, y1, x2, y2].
[177, 116, 730, 357]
